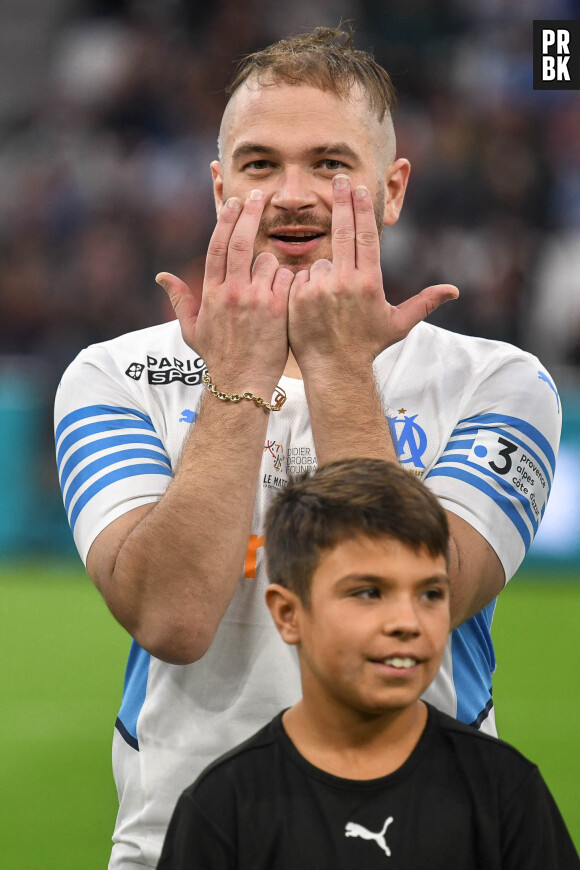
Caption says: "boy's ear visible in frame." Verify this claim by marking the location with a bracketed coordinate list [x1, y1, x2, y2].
[265, 584, 302, 646]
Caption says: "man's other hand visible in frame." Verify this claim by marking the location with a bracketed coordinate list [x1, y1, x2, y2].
[288, 174, 459, 376]
[157, 190, 293, 396]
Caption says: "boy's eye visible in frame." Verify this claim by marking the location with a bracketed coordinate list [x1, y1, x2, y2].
[352, 587, 381, 600]
[422, 587, 446, 603]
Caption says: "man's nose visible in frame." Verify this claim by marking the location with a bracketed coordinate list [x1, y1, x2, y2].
[270, 168, 317, 210]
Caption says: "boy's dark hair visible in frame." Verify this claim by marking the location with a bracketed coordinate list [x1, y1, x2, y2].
[225, 26, 397, 122]
[264, 458, 449, 605]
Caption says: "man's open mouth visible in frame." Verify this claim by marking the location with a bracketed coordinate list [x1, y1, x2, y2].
[270, 232, 324, 244]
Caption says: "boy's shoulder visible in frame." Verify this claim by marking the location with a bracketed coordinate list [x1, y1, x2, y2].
[182, 714, 283, 799]
[428, 704, 538, 773]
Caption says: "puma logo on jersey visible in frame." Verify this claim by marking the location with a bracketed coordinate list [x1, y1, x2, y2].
[345, 816, 394, 857]
[538, 370, 560, 412]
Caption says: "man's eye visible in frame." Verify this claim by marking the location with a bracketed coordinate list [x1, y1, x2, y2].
[320, 159, 346, 171]
[244, 160, 271, 171]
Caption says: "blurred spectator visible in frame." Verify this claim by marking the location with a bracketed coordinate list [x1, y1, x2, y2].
[527, 230, 580, 368]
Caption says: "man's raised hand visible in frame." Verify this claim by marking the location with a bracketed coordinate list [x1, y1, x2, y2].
[157, 190, 293, 395]
[288, 174, 458, 375]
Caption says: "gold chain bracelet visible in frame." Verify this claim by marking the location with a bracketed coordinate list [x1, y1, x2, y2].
[202, 372, 287, 412]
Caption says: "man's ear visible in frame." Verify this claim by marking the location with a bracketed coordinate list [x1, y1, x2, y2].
[210, 160, 224, 218]
[383, 158, 411, 226]
[265, 584, 302, 646]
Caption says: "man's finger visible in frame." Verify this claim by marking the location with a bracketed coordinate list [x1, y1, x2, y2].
[353, 185, 381, 273]
[156, 272, 202, 330]
[331, 174, 356, 270]
[251, 251, 279, 284]
[390, 284, 460, 342]
[204, 198, 243, 286]
[226, 190, 267, 279]
[271, 266, 294, 307]
[287, 269, 309, 303]
[309, 258, 332, 275]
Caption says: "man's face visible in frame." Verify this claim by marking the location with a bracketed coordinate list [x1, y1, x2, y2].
[293, 536, 450, 718]
[212, 82, 407, 272]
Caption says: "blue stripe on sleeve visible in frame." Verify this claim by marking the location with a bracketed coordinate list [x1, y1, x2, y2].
[59, 433, 166, 490]
[433, 453, 539, 533]
[427, 466, 531, 550]
[444, 439, 475, 452]
[68, 463, 172, 531]
[455, 413, 556, 476]
[57, 418, 156, 469]
[64, 449, 172, 513]
[448, 425, 553, 491]
[452, 601, 496, 726]
[116, 640, 151, 750]
[55, 404, 154, 444]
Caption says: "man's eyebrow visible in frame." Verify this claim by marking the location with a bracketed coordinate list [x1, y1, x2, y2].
[310, 142, 360, 161]
[231, 143, 274, 162]
[230, 142, 360, 163]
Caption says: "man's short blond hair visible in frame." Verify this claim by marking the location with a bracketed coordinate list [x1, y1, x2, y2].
[224, 25, 397, 123]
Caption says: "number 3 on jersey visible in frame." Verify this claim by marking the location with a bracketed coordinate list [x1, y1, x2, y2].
[488, 437, 518, 475]
[469, 432, 518, 476]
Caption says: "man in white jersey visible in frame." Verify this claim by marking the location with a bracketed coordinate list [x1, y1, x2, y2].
[54, 27, 561, 870]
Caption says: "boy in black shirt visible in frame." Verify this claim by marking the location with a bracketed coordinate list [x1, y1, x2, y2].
[158, 459, 578, 869]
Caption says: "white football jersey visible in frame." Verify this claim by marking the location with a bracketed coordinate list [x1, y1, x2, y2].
[54, 320, 561, 869]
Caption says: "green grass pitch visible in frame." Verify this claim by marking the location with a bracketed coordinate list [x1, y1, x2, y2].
[1, 561, 578, 867]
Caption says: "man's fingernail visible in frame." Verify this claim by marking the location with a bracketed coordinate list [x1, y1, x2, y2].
[248, 189, 264, 201]
[354, 185, 368, 198]
[334, 175, 349, 188]
[155, 274, 168, 289]
[226, 197, 242, 210]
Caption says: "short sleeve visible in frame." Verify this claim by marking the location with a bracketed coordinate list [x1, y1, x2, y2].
[54, 346, 172, 563]
[157, 790, 237, 870]
[425, 357, 561, 581]
[501, 767, 579, 869]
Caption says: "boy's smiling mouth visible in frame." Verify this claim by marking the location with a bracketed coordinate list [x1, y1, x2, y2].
[368, 654, 425, 672]
[382, 656, 419, 669]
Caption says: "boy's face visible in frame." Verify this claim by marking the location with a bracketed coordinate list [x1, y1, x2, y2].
[269, 536, 450, 718]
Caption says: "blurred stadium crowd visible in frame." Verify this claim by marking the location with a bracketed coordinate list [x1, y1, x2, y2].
[0, 0, 579, 552]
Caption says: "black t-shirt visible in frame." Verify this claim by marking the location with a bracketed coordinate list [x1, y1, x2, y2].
[158, 704, 579, 869]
